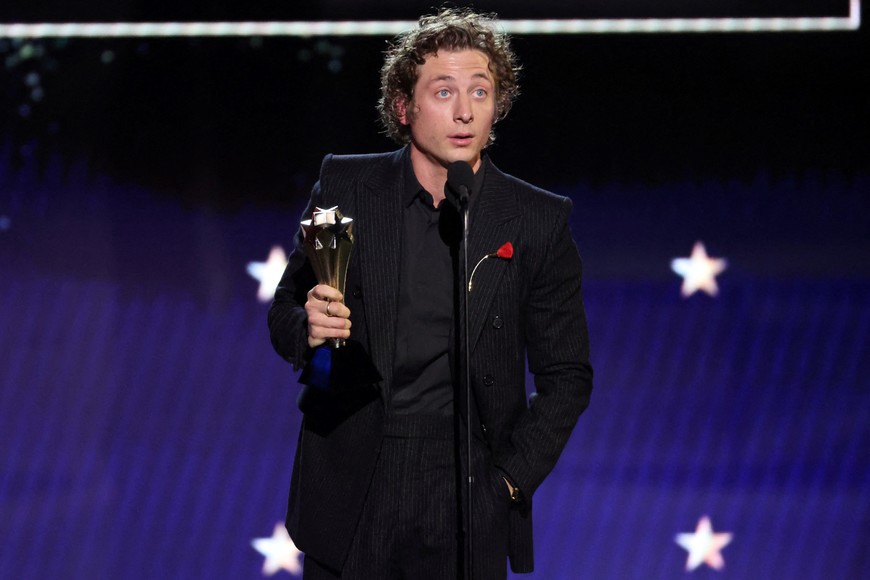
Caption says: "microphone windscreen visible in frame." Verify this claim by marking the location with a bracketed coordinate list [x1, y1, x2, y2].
[446, 161, 474, 207]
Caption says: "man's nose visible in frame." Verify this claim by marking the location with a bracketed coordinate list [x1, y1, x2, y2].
[455, 97, 473, 123]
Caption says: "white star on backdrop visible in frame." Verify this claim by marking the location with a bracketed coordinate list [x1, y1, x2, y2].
[671, 241, 728, 297]
[675, 515, 733, 572]
[247, 246, 289, 303]
[251, 522, 303, 576]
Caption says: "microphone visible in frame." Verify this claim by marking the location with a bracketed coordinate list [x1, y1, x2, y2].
[446, 160, 474, 209]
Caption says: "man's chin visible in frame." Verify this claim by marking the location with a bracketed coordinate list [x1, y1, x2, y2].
[444, 154, 481, 171]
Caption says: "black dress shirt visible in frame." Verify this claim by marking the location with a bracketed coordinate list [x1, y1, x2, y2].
[391, 152, 484, 415]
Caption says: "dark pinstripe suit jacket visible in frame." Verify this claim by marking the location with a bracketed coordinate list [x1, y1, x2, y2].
[268, 147, 593, 574]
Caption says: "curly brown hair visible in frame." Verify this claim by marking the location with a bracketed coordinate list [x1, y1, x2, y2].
[378, 8, 520, 146]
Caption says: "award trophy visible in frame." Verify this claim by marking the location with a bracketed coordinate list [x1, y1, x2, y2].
[297, 206, 381, 393]
[301, 206, 354, 348]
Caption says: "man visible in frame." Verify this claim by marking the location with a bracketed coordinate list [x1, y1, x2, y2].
[268, 9, 593, 579]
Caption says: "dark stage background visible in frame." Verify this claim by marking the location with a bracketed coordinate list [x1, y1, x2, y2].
[1, 1, 869, 578]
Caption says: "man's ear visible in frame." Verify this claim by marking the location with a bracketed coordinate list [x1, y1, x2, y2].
[397, 98, 410, 125]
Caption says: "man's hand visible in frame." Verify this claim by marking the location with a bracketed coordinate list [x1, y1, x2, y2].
[503, 477, 521, 504]
[305, 284, 352, 348]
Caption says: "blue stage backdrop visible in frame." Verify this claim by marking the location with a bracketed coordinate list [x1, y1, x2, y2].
[1, 8, 869, 579]
[1, 150, 867, 579]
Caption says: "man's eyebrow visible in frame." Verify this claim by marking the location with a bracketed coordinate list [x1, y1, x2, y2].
[427, 72, 493, 83]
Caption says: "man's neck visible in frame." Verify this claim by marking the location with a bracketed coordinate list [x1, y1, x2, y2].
[408, 147, 480, 208]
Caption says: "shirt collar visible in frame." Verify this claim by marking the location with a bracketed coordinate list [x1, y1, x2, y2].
[402, 150, 423, 207]
[402, 148, 487, 208]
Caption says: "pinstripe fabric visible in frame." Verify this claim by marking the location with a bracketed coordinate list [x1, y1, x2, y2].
[302, 416, 510, 580]
[268, 147, 593, 575]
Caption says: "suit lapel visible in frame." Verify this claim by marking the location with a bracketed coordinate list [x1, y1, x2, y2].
[354, 150, 405, 394]
[464, 160, 522, 352]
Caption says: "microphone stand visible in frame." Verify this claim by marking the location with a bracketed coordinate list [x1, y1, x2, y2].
[446, 160, 475, 580]
[459, 193, 473, 580]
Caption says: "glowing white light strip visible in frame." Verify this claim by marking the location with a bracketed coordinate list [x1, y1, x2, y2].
[0, 1, 860, 38]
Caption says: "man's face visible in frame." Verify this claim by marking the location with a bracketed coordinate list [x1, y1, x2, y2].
[399, 49, 496, 175]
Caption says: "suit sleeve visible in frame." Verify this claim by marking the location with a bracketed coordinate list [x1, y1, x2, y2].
[495, 196, 593, 498]
[267, 157, 330, 370]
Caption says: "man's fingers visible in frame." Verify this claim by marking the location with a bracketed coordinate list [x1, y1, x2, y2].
[305, 300, 350, 320]
[309, 321, 352, 338]
[307, 318, 352, 350]
[308, 284, 343, 303]
[310, 314, 352, 331]
[306, 286, 350, 320]
[324, 300, 350, 319]
[307, 322, 352, 349]
[305, 284, 351, 346]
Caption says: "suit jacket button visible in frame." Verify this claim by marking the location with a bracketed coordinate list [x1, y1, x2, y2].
[352, 287, 363, 299]
[492, 315, 504, 329]
[483, 374, 495, 386]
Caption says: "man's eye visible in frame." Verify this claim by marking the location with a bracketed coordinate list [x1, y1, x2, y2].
[437, 89, 450, 97]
